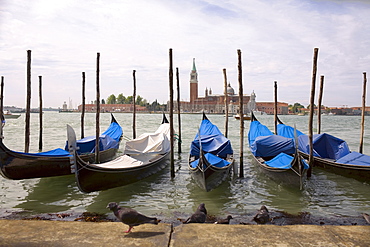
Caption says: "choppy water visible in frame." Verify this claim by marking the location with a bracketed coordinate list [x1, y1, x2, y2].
[0, 112, 369, 223]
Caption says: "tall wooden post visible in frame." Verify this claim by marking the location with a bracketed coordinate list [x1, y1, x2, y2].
[237, 49, 244, 178]
[0, 76, 4, 139]
[132, 70, 137, 139]
[81, 72, 86, 139]
[95, 52, 100, 164]
[308, 48, 319, 178]
[38, 76, 43, 151]
[25, 50, 31, 153]
[317, 75, 325, 134]
[176, 67, 182, 153]
[223, 68, 229, 138]
[359, 72, 367, 154]
[274, 81, 278, 135]
[169, 48, 175, 178]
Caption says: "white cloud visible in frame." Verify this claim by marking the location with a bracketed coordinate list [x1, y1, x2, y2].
[0, 0, 370, 108]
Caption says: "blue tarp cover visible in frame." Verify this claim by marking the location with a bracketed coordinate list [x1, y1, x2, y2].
[248, 121, 295, 157]
[277, 124, 305, 139]
[248, 120, 273, 145]
[265, 153, 294, 169]
[65, 120, 122, 154]
[250, 135, 296, 157]
[190, 152, 231, 168]
[14, 148, 71, 157]
[277, 123, 370, 165]
[190, 119, 233, 158]
[297, 133, 350, 160]
[336, 151, 370, 166]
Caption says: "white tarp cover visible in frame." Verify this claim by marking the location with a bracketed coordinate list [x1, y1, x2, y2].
[124, 123, 171, 154]
[93, 123, 171, 169]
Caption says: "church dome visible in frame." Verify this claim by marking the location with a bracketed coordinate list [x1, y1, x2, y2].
[227, 83, 235, 95]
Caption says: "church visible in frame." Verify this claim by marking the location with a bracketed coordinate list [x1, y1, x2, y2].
[176, 58, 253, 114]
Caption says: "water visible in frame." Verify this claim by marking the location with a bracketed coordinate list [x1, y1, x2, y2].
[0, 112, 369, 223]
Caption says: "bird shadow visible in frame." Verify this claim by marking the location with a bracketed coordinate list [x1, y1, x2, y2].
[123, 231, 165, 238]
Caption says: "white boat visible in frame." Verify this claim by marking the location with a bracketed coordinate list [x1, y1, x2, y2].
[3, 110, 21, 119]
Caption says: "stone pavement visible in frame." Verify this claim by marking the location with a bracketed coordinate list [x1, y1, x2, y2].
[0, 220, 369, 246]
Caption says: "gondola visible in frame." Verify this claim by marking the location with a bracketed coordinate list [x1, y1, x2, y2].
[68, 114, 171, 193]
[188, 113, 234, 192]
[0, 114, 122, 180]
[276, 117, 370, 182]
[248, 113, 308, 189]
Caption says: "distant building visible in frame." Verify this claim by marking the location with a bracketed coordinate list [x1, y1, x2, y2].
[255, 101, 289, 115]
[175, 58, 251, 114]
[78, 104, 147, 112]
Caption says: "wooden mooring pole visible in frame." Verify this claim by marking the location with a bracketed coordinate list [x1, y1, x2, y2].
[308, 48, 319, 178]
[133, 70, 137, 139]
[81, 72, 86, 139]
[25, 50, 31, 153]
[237, 49, 244, 178]
[317, 75, 325, 134]
[95, 53, 100, 164]
[176, 67, 182, 153]
[359, 72, 367, 154]
[223, 68, 229, 138]
[169, 48, 175, 178]
[38, 76, 43, 151]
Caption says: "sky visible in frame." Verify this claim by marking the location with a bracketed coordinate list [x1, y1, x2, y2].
[1, 0, 370, 109]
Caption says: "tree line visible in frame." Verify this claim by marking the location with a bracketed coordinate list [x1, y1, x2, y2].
[102, 93, 165, 112]
[289, 102, 330, 113]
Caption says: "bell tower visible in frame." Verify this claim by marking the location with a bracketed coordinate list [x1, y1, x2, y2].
[190, 58, 198, 103]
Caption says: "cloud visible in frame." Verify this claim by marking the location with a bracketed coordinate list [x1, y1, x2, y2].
[0, 0, 370, 108]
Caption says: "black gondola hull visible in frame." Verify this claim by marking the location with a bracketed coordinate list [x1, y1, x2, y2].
[0, 142, 118, 180]
[75, 152, 170, 193]
[251, 155, 306, 188]
[300, 152, 370, 182]
[189, 156, 234, 192]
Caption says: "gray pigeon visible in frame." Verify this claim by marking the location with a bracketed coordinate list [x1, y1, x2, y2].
[107, 202, 160, 233]
[184, 203, 207, 224]
[215, 215, 233, 224]
[253, 205, 270, 224]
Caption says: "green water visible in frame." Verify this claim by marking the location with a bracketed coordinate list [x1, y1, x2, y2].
[0, 112, 369, 221]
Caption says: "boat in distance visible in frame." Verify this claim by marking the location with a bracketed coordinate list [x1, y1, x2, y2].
[3, 110, 21, 119]
[188, 112, 234, 192]
[0, 114, 122, 180]
[69, 114, 171, 193]
[276, 116, 370, 182]
[248, 113, 309, 189]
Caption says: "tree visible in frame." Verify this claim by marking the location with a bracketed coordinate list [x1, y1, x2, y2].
[126, 96, 133, 104]
[106, 94, 116, 104]
[116, 93, 126, 104]
[290, 102, 304, 113]
[136, 95, 143, 106]
[101, 99, 105, 104]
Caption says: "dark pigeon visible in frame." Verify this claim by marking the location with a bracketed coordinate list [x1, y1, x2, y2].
[184, 203, 207, 224]
[107, 202, 160, 233]
[215, 215, 233, 224]
[253, 205, 270, 224]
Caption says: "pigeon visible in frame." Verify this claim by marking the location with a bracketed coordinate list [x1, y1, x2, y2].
[183, 203, 207, 224]
[253, 205, 270, 224]
[362, 213, 370, 224]
[107, 202, 160, 233]
[214, 215, 233, 224]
